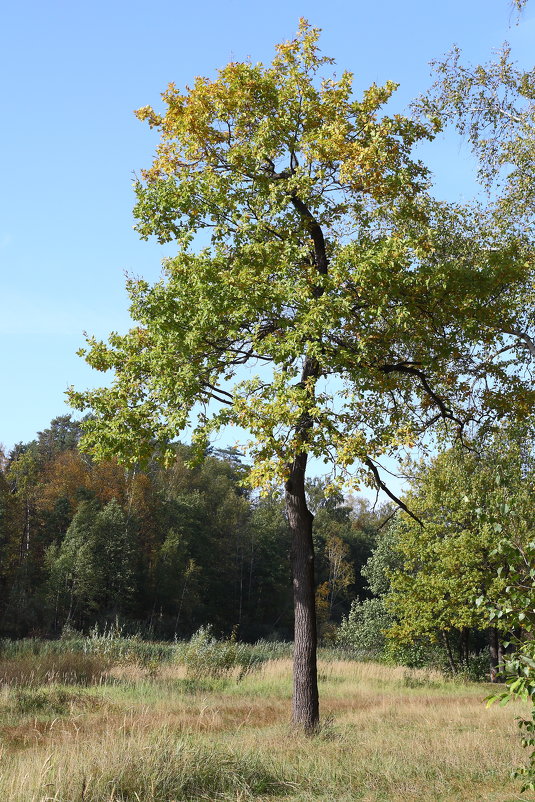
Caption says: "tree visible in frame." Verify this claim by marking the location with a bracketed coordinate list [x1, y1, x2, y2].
[336, 521, 400, 660]
[243, 494, 293, 640]
[0, 459, 23, 632]
[36, 416, 83, 462]
[475, 430, 535, 789]
[337, 597, 394, 657]
[383, 428, 534, 674]
[419, 44, 535, 228]
[416, 39, 535, 383]
[70, 22, 533, 731]
[48, 498, 135, 629]
[46, 500, 102, 628]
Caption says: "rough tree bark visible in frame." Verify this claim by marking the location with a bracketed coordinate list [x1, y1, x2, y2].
[285, 449, 319, 733]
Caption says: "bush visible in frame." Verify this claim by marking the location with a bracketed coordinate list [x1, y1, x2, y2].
[385, 638, 447, 670]
[181, 626, 263, 680]
[336, 598, 393, 659]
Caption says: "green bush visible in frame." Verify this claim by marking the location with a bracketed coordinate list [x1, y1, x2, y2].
[181, 626, 263, 680]
[336, 598, 393, 659]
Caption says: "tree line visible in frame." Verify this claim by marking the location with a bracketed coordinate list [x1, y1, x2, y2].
[0, 415, 388, 641]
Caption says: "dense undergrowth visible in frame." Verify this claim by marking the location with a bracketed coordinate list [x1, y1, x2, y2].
[0, 627, 357, 688]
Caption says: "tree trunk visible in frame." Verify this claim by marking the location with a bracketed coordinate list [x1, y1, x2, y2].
[462, 626, 470, 668]
[442, 630, 457, 674]
[498, 637, 505, 669]
[285, 451, 319, 734]
[489, 627, 500, 682]
[283, 191, 326, 733]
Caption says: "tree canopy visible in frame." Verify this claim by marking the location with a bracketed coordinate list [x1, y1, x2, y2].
[70, 21, 532, 489]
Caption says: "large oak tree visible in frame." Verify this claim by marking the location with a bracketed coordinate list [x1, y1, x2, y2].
[70, 22, 533, 731]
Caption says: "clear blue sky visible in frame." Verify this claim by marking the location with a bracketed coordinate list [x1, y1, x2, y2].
[1, 0, 533, 460]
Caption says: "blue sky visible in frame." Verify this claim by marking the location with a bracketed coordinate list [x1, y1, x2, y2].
[1, 0, 533, 473]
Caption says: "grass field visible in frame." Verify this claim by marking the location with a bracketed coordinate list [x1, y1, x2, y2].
[0, 642, 531, 801]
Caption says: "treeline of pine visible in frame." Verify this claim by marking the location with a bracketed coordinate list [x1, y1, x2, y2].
[0, 416, 388, 641]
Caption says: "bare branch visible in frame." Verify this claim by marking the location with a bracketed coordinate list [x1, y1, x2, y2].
[502, 328, 535, 359]
[364, 457, 423, 526]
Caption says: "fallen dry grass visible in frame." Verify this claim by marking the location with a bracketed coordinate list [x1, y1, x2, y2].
[0, 657, 530, 801]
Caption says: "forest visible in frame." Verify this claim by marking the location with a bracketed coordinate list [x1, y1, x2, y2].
[2, 414, 532, 685]
[0, 415, 386, 643]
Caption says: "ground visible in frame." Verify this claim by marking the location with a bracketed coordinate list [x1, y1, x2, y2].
[0, 646, 530, 801]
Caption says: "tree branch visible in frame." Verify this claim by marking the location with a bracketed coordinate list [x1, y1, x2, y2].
[364, 457, 423, 526]
[379, 362, 463, 427]
[203, 383, 234, 405]
[290, 193, 328, 278]
[502, 328, 535, 359]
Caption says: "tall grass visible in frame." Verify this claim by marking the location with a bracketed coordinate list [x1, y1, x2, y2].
[0, 652, 111, 687]
[0, 628, 176, 663]
[0, 631, 292, 664]
[0, 637, 530, 801]
[1, 730, 291, 801]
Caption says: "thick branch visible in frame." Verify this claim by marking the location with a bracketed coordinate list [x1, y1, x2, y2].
[364, 457, 423, 526]
[262, 159, 329, 281]
[502, 328, 535, 359]
[203, 383, 234, 405]
[290, 193, 329, 277]
[379, 362, 463, 427]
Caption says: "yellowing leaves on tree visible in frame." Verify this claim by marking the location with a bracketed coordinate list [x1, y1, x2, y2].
[70, 21, 534, 732]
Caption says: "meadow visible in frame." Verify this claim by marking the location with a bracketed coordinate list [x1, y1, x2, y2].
[0, 635, 531, 802]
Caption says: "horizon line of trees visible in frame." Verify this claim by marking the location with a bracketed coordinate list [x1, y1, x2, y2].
[0, 415, 388, 642]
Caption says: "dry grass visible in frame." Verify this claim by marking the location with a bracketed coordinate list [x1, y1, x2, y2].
[0, 657, 530, 801]
[0, 652, 111, 687]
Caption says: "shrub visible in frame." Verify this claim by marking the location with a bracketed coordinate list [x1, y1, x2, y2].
[181, 626, 262, 680]
[336, 598, 393, 659]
